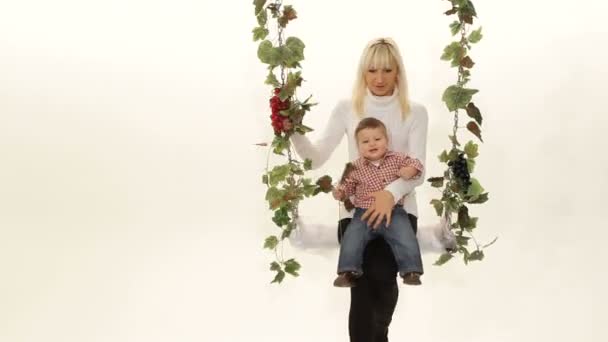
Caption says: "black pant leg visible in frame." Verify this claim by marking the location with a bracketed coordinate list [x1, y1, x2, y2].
[370, 214, 418, 342]
[339, 214, 418, 342]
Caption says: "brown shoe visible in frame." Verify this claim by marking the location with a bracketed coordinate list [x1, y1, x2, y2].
[402, 272, 422, 286]
[333, 272, 358, 287]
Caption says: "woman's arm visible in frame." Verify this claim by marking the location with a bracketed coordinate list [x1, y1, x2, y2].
[384, 106, 429, 202]
[289, 101, 346, 170]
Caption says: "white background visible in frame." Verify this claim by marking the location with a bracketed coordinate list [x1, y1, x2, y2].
[1, 0, 607, 341]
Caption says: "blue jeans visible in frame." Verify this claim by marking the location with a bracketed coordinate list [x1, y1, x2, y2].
[337, 206, 423, 277]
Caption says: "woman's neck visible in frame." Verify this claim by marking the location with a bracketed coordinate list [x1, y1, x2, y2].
[366, 87, 398, 107]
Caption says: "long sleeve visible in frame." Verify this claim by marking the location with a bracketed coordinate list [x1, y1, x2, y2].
[385, 105, 429, 203]
[290, 101, 346, 170]
[337, 176, 357, 198]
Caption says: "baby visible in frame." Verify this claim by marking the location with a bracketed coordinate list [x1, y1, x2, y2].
[332, 117, 424, 287]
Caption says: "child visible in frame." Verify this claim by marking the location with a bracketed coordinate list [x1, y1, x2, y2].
[332, 117, 424, 287]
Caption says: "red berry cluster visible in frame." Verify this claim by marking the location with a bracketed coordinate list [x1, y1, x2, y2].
[270, 88, 290, 135]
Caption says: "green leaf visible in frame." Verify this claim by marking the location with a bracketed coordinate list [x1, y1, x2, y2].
[303, 159, 312, 171]
[296, 124, 314, 134]
[466, 178, 484, 201]
[438, 150, 449, 163]
[271, 135, 290, 154]
[253, 0, 266, 15]
[284, 258, 301, 276]
[461, 246, 471, 264]
[279, 71, 302, 100]
[268, 164, 291, 186]
[252, 27, 269, 41]
[458, 1, 477, 24]
[264, 70, 280, 87]
[469, 27, 483, 44]
[448, 149, 460, 162]
[281, 225, 294, 240]
[466, 158, 476, 173]
[265, 187, 285, 209]
[267, 3, 279, 17]
[428, 177, 444, 188]
[430, 199, 444, 216]
[466, 121, 483, 142]
[262, 174, 268, 185]
[434, 253, 453, 266]
[456, 235, 470, 246]
[272, 207, 291, 227]
[271, 270, 286, 283]
[469, 192, 489, 204]
[442, 86, 479, 111]
[468, 250, 484, 261]
[299, 179, 315, 197]
[457, 205, 470, 228]
[464, 141, 479, 159]
[264, 236, 279, 249]
[270, 261, 281, 271]
[461, 219, 478, 232]
[441, 42, 465, 63]
[449, 21, 462, 36]
[300, 95, 318, 112]
[444, 196, 460, 214]
[289, 163, 304, 176]
[257, 8, 267, 26]
[282, 37, 305, 68]
[265, 186, 280, 201]
[257, 40, 282, 66]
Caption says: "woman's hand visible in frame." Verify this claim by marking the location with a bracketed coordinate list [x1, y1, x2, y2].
[361, 190, 395, 229]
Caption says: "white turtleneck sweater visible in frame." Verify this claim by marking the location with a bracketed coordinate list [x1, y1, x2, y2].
[290, 89, 429, 218]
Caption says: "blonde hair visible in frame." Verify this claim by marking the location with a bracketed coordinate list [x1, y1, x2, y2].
[352, 37, 411, 119]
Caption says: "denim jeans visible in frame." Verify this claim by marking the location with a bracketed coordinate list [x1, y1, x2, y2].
[337, 205, 423, 277]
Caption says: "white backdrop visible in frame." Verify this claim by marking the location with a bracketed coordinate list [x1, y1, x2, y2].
[1, 0, 607, 341]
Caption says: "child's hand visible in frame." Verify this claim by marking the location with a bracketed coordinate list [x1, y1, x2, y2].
[399, 166, 418, 180]
[332, 187, 346, 201]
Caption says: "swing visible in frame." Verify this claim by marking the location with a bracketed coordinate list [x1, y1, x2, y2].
[253, 0, 492, 283]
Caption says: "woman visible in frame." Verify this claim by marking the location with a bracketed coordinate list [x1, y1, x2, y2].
[287, 37, 428, 342]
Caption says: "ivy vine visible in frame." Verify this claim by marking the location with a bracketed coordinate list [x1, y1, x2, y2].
[252, 0, 333, 283]
[429, 0, 496, 266]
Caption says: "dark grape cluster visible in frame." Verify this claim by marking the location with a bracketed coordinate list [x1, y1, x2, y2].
[269, 88, 291, 135]
[448, 153, 471, 190]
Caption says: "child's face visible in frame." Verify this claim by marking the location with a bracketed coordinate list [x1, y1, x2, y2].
[356, 127, 388, 161]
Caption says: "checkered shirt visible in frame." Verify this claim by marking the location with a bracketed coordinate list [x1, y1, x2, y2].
[336, 151, 423, 209]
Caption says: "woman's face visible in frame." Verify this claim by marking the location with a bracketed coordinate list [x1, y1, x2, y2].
[365, 64, 398, 96]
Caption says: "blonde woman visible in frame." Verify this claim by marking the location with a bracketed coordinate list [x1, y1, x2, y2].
[286, 37, 428, 342]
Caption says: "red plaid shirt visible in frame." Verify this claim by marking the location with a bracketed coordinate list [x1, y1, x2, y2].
[337, 151, 423, 209]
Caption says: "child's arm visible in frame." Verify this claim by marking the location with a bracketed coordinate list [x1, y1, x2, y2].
[333, 177, 356, 201]
[333, 162, 357, 201]
[398, 165, 420, 180]
[398, 155, 424, 180]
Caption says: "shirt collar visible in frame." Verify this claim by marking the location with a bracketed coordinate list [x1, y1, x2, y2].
[359, 150, 396, 166]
